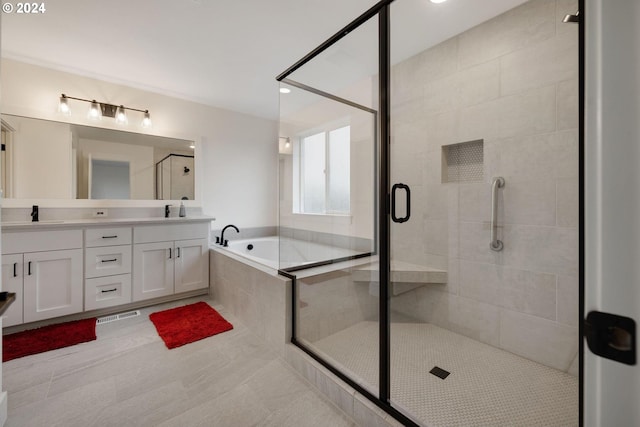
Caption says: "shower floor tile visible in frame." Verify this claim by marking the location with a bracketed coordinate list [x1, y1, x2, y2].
[312, 321, 578, 427]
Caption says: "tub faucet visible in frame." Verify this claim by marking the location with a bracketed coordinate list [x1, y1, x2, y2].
[218, 224, 239, 247]
[31, 205, 39, 222]
[164, 204, 171, 218]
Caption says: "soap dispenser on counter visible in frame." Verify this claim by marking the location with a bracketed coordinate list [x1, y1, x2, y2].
[179, 201, 186, 217]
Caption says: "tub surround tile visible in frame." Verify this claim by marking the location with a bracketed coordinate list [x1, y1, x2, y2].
[210, 226, 276, 243]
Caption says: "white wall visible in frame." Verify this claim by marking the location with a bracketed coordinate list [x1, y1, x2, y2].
[0, 58, 278, 229]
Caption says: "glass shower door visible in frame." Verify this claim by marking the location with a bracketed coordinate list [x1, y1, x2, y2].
[278, 14, 382, 397]
[388, 0, 580, 425]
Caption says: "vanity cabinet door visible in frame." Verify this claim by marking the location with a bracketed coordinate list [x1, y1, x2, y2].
[1, 254, 24, 327]
[132, 241, 174, 302]
[174, 239, 208, 294]
[23, 249, 83, 323]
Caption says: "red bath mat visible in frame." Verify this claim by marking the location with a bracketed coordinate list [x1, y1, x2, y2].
[149, 302, 233, 349]
[3, 318, 97, 362]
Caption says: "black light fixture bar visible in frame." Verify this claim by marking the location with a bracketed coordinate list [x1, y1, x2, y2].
[60, 94, 151, 128]
[60, 94, 149, 114]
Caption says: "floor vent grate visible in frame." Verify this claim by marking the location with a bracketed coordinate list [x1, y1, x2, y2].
[97, 310, 141, 325]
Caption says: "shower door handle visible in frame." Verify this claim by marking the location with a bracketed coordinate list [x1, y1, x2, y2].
[490, 177, 505, 251]
[391, 183, 411, 223]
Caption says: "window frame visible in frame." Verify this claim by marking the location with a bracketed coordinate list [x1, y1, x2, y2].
[294, 121, 351, 216]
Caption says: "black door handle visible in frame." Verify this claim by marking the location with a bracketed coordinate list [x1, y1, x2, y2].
[585, 311, 636, 365]
[28, 261, 32, 276]
[13, 262, 17, 278]
[391, 183, 411, 223]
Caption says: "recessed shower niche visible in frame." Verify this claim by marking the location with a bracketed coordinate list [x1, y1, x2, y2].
[441, 139, 484, 183]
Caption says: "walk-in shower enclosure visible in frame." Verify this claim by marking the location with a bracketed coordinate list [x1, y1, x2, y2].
[278, 0, 581, 425]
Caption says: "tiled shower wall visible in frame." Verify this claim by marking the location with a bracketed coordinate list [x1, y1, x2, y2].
[389, 0, 579, 374]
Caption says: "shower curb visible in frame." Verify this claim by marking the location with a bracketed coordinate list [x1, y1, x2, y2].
[284, 344, 405, 427]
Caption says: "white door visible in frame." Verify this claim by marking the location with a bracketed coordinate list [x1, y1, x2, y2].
[23, 249, 83, 323]
[174, 239, 208, 293]
[584, 1, 640, 425]
[132, 241, 174, 301]
[1, 254, 23, 327]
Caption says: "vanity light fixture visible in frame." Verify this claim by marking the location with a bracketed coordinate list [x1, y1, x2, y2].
[430, 0, 447, 3]
[59, 94, 152, 128]
[279, 136, 291, 148]
[142, 110, 152, 128]
[88, 100, 102, 120]
[58, 95, 70, 115]
[279, 87, 291, 94]
[115, 105, 128, 125]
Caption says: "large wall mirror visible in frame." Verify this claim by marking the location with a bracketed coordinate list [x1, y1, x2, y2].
[0, 114, 196, 201]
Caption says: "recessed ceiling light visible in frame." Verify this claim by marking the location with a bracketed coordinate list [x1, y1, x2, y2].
[279, 87, 291, 94]
[430, 0, 447, 3]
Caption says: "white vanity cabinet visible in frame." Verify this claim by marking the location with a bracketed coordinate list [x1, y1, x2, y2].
[84, 227, 133, 311]
[2, 254, 24, 327]
[133, 223, 209, 302]
[2, 229, 83, 323]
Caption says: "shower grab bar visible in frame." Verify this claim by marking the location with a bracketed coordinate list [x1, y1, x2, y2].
[490, 177, 505, 251]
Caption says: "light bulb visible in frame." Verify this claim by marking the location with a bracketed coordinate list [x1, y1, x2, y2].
[59, 95, 70, 115]
[115, 105, 128, 124]
[88, 100, 101, 120]
[142, 110, 152, 128]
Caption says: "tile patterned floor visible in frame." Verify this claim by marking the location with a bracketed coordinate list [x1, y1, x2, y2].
[3, 297, 356, 427]
[313, 321, 579, 427]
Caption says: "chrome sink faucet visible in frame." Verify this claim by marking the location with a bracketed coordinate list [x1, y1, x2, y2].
[217, 224, 239, 247]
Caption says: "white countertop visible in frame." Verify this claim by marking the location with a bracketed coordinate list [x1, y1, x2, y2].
[1, 215, 214, 230]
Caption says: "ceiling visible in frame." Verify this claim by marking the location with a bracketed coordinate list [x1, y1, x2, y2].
[1, 0, 528, 120]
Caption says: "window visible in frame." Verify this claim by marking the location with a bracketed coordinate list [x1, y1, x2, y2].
[295, 124, 350, 214]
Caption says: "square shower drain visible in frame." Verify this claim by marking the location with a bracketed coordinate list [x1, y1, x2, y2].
[429, 366, 451, 380]
[97, 310, 141, 325]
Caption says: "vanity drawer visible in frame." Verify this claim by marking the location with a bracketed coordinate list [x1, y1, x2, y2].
[134, 223, 209, 244]
[85, 227, 132, 248]
[85, 274, 132, 311]
[85, 245, 132, 278]
[3, 229, 82, 254]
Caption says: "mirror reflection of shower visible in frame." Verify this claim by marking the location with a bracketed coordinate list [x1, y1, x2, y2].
[155, 153, 195, 200]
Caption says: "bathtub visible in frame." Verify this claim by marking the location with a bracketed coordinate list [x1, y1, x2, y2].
[221, 236, 363, 270]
